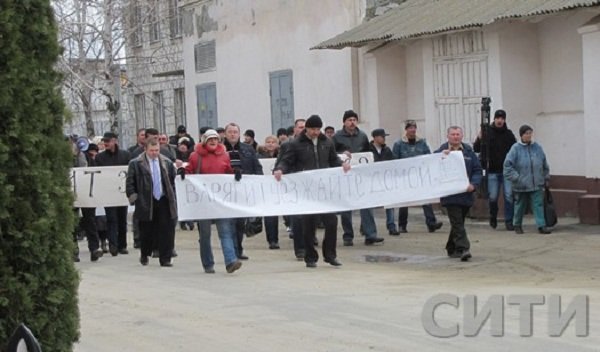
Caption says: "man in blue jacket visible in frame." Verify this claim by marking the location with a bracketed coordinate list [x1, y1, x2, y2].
[435, 126, 482, 261]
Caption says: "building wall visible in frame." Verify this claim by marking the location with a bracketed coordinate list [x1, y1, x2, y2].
[124, 0, 185, 148]
[182, 0, 362, 142]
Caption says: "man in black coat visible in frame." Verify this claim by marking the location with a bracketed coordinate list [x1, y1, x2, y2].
[473, 109, 517, 230]
[95, 132, 131, 256]
[274, 115, 350, 268]
[126, 138, 177, 267]
[223, 122, 264, 260]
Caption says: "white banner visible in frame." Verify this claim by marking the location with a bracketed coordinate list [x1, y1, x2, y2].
[176, 151, 469, 220]
[258, 152, 374, 174]
[71, 166, 129, 208]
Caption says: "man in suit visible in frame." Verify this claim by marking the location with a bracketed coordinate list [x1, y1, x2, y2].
[126, 137, 178, 267]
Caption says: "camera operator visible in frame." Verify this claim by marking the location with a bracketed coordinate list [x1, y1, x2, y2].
[223, 123, 264, 260]
[473, 109, 517, 230]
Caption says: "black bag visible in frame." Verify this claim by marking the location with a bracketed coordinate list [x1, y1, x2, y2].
[244, 217, 263, 237]
[544, 187, 557, 227]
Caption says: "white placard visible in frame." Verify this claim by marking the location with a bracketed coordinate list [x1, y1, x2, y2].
[71, 166, 129, 207]
[258, 152, 375, 174]
[176, 152, 468, 220]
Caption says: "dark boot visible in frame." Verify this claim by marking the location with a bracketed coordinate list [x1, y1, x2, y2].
[514, 226, 524, 234]
[538, 227, 552, 234]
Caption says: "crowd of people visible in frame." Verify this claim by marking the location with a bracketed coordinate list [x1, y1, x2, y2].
[69, 108, 552, 271]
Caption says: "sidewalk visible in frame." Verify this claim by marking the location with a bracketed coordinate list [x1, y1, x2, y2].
[74, 210, 600, 352]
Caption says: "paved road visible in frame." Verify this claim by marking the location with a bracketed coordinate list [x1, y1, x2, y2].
[73, 210, 600, 351]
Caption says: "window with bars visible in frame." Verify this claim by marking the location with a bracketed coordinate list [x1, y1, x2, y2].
[174, 88, 186, 127]
[169, 0, 182, 39]
[194, 40, 216, 72]
[149, 1, 160, 43]
[134, 94, 146, 129]
[153, 91, 166, 133]
[129, 1, 143, 47]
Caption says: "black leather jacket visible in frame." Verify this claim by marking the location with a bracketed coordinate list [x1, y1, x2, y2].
[276, 131, 343, 173]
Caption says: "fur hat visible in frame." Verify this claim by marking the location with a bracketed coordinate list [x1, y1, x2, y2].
[201, 129, 220, 144]
[343, 109, 358, 122]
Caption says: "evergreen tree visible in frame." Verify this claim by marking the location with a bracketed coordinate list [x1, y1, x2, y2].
[0, 1, 80, 351]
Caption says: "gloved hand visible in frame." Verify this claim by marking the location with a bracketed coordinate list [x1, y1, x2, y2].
[177, 167, 186, 180]
[234, 167, 242, 181]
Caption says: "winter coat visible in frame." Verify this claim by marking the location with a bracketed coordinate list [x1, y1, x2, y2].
[276, 131, 343, 173]
[332, 127, 370, 153]
[473, 124, 516, 173]
[503, 141, 550, 192]
[96, 146, 131, 166]
[185, 143, 233, 175]
[223, 140, 264, 175]
[392, 135, 431, 159]
[368, 141, 394, 162]
[126, 153, 177, 221]
[435, 142, 483, 207]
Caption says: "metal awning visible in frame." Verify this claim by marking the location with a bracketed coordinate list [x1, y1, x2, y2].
[313, 0, 600, 49]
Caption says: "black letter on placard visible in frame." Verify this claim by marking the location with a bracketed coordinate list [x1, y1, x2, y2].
[117, 170, 127, 193]
[84, 170, 102, 197]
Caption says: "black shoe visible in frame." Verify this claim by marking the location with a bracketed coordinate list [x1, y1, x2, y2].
[140, 256, 149, 266]
[269, 242, 280, 249]
[109, 244, 118, 256]
[90, 250, 103, 262]
[389, 229, 401, 236]
[489, 217, 497, 229]
[204, 267, 215, 274]
[295, 251, 305, 261]
[448, 251, 462, 258]
[399, 226, 408, 233]
[365, 237, 384, 245]
[171, 249, 178, 257]
[238, 254, 249, 260]
[460, 250, 472, 262]
[226, 260, 242, 273]
[427, 222, 443, 233]
[324, 258, 342, 266]
[101, 241, 109, 253]
[188, 222, 195, 231]
[160, 261, 173, 267]
[152, 250, 159, 258]
[179, 223, 187, 231]
[538, 227, 552, 234]
[514, 226, 524, 234]
[343, 240, 354, 247]
[505, 223, 515, 231]
[118, 248, 129, 255]
[306, 262, 317, 268]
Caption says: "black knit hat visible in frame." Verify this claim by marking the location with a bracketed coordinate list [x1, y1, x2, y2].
[305, 115, 323, 128]
[519, 124, 533, 137]
[343, 109, 358, 122]
[494, 109, 507, 119]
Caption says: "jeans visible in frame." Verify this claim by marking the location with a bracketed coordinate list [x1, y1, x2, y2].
[398, 204, 437, 228]
[513, 190, 545, 228]
[197, 218, 238, 270]
[445, 205, 471, 255]
[341, 209, 377, 241]
[264, 216, 279, 244]
[488, 173, 514, 224]
[385, 208, 396, 232]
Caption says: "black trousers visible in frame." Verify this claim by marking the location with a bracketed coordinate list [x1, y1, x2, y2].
[79, 208, 100, 252]
[138, 196, 174, 264]
[234, 218, 245, 257]
[302, 213, 337, 263]
[105, 206, 128, 250]
[290, 215, 304, 255]
[445, 205, 471, 255]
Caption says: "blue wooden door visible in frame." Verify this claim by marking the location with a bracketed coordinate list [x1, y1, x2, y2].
[269, 70, 294, 134]
[196, 83, 218, 129]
